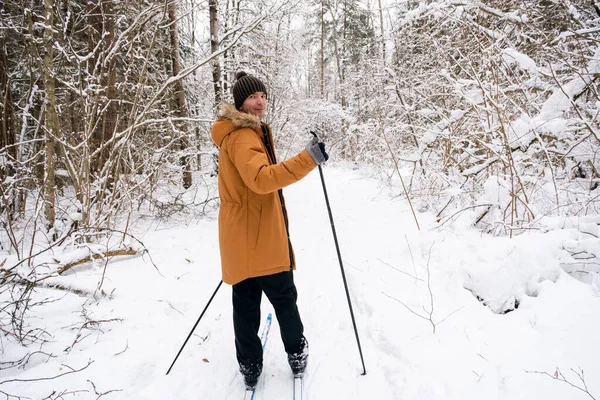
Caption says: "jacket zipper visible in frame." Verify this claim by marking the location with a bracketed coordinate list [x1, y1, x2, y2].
[261, 126, 295, 270]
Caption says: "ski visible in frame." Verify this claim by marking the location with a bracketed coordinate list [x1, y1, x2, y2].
[243, 313, 273, 400]
[293, 375, 304, 400]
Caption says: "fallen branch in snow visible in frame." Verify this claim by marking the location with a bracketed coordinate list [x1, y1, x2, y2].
[40, 389, 89, 399]
[377, 258, 423, 283]
[0, 360, 93, 386]
[0, 358, 88, 399]
[57, 248, 138, 275]
[9, 277, 107, 299]
[0, 389, 26, 400]
[405, 236, 421, 284]
[382, 243, 464, 333]
[382, 291, 437, 332]
[435, 204, 493, 229]
[157, 299, 184, 316]
[570, 251, 597, 260]
[383, 244, 436, 333]
[5, 226, 160, 278]
[114, 340, 129, 356]
[65, 317, 122, 354]
[90, 228, 162, 276]
[87, 379, 123, 399]
[525, 367, 597, 400]
[0, 351, 55, 371]
[64, 304, 123, 353]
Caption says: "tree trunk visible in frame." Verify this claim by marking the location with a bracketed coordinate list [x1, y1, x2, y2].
[377, 0, 385, 63]
[168, 1, 192, 189]
[88, 0, 117, 175]
[341, 0, 347, 108]
[0, 35, 16, 180]
[87, 0, 102, 174]
[42, 0, 58, 236]
[320, 0, 325, 98]
[0, 34, 17, 218]
[101, 0, 118, 174]
[209, 0, 222, 111]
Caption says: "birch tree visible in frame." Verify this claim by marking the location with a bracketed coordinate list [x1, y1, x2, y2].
[210, 0, 222, 109]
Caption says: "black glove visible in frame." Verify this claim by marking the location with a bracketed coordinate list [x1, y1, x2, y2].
[305, 136, 329, 165]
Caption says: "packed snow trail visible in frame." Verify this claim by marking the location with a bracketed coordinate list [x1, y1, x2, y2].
[2, 166, 600, 400]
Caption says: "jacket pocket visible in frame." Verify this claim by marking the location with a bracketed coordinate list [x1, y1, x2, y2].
[248, 204, 262, 250]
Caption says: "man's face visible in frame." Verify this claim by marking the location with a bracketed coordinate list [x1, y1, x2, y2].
[240, 91, 267, 118]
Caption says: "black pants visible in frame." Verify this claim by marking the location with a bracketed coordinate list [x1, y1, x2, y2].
[232, 271, 304, 367]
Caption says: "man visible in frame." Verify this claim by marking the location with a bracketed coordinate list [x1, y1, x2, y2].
[210, 71, 328, 390]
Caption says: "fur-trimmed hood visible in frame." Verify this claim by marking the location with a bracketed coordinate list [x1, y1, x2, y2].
[211, 103, 262, 147]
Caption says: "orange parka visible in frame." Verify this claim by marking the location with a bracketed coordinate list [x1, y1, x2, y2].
[211, 104, 317, 285]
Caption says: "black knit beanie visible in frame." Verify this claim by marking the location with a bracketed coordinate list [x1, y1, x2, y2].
[233, 71, 267, 110]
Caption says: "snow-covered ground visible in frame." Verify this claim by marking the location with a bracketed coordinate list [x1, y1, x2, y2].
[2, 166, 600, 400]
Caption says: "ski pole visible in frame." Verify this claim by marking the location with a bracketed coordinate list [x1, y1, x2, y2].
[310, 132, 367, 376]
[166, 280, 223, 375]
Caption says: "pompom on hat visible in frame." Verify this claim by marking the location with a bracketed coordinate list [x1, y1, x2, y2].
[233, 71, 267, 110]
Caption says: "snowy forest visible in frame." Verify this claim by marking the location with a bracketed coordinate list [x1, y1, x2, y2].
[1, 0, 600, 399]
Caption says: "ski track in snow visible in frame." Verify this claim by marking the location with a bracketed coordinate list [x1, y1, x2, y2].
[2, 166, 600, 400]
